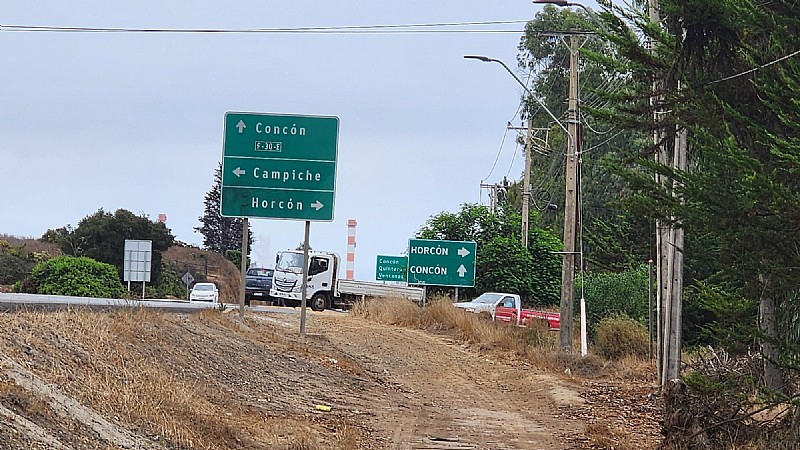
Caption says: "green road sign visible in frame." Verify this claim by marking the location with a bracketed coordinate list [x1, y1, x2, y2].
[376, 255, 408, 282]
[407, 239, 477, 287]
[221, 112, 339, 221]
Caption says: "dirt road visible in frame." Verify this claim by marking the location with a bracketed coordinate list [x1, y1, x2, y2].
[296, 311, 585, 449]
[0, 307, 660, 449]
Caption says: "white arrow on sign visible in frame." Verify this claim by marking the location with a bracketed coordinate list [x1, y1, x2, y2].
[457, 264, 467, 277]
[233, 167, 246, 177]
[311, 201, 324, 210]
[457, 247, 471, 258]
[236, 120, 246, 133]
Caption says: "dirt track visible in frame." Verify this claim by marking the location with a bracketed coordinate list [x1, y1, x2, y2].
[305, 311, 586, 449]
[0, 307, 661, 449]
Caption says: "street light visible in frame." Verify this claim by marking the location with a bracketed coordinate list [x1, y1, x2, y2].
[464, 55, 576, 252]
[465, 53, 581, 353]
[463, 55, 569, 137]
[532, 0, 609, 32]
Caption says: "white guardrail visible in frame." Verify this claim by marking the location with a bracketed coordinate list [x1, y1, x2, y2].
[0, 292, 222, 311]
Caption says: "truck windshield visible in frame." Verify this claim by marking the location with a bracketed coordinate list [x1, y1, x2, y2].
[276, 252, 305, 271]
[473, 293, 504, 304]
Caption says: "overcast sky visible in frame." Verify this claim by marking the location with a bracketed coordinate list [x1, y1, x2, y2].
[1, 1, 562, 280]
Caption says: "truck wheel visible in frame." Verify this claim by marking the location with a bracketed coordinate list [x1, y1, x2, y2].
[310, 293, 328, 312]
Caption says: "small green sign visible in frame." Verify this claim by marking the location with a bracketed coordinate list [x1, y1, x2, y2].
[221, 112, 339, 221]
[407, 239, 477, 287]
[376, 255, 408, 282]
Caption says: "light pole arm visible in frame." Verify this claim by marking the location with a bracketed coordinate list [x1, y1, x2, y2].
[463, 55, 573, 150]
[532, 0, 609, 33]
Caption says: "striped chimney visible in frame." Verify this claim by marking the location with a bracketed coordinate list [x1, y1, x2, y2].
[346, 219, 357, 280]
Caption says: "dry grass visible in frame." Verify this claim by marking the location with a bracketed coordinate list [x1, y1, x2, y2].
[0, 307, 362, 450]
[352, 296, 656, 380]
[585, 422, 640, 450]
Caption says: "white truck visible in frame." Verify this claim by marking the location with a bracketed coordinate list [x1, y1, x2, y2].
[270, 250, 424, 311]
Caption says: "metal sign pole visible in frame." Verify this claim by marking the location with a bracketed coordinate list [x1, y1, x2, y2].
[300, 220, 311, 336]
[239, 218, 248, 319]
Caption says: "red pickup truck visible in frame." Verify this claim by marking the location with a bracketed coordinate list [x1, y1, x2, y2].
[492, 295, 560, 331]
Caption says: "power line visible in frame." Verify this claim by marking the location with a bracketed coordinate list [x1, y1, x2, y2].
[482, 126, 511, 182]
[0, 20, 528, 34]
[709, 47, 800, 84]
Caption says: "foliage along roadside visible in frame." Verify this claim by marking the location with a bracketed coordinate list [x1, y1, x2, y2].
[14, 255, 125, 299]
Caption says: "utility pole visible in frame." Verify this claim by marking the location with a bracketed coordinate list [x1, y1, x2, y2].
[521, 120, 534, 248]
[648, 0, 685, 385]
[559, 33, 580, 351]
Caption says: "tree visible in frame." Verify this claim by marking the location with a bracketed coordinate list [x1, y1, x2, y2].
[45, 209, 174, 285]
[417, 203, 561, 304]
[517, 5, 652, 272]
[588, 0, 800, 394]
[195, 163, 253, 255]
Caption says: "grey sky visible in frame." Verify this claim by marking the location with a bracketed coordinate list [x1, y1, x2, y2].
[1, 1, 554, 280]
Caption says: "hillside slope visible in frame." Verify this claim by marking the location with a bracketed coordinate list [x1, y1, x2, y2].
[0, 307, 661, 449]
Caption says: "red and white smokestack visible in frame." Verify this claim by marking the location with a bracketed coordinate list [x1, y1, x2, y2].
[346, 219, 357, 280]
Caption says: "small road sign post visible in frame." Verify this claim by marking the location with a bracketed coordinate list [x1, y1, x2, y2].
[406, 239, 477, 287]
[220, 112, 339, 221]
[181, 272, 194, 300]
[376, 255, 408, 282]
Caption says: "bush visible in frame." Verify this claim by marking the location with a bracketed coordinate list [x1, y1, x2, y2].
[593, 315, 649, 360]
[577, 265, 650, 337]
[29, 256, 125, 298]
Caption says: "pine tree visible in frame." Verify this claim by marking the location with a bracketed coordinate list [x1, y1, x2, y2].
[195, 163, 252, 254]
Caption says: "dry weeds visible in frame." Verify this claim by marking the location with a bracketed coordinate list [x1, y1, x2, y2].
[351, 296, 656, 380]
[0, 307, 362, 450]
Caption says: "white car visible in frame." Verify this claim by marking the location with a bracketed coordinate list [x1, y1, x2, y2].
[189, 283, 219, 303]
[454, 292, 512, 314]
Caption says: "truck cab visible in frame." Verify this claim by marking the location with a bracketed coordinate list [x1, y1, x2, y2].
[270, 250, 338, 310]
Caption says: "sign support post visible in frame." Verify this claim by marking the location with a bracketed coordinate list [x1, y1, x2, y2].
[300, 221, 311, 337]
[239, 218, 248, 319]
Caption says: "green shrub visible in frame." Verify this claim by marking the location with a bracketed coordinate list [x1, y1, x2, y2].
[29, 256, 124, 298]
[593, 315, 649, 360]
[576, 265, 650, 337]
[147, 260, 188, 299]
[225, 250, 242, 270]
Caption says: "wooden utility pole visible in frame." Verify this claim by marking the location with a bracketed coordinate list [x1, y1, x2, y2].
[521, 120, 534, 248]
[559, 34, 580, 352]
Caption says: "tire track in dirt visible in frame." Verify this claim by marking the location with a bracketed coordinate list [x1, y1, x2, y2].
[307, 314, 585, 450]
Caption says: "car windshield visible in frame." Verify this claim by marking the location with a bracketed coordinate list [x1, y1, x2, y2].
[193, 284, 215, 291]
[247, 268, 273, 277]
[473, 293, 504, 304]
[276, 252, 305, 271]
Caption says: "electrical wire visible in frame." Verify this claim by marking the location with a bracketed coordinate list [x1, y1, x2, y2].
[708, 47, 800, 84]
[581, 129, 625, 154]
[0, 20, 529, 34]
[580, 113, 616, 135]
[505, 140, 521, 179]
[482, 126, 511, 182]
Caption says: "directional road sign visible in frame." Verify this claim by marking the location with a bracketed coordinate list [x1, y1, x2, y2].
[376, 255, 408, 282]
[221, 112, 339, 221]
[406, 239, 477, 287]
